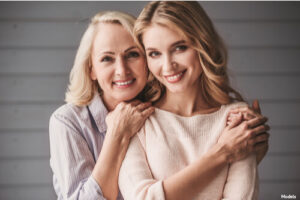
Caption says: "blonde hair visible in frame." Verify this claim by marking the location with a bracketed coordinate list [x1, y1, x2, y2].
[65, 11, 137, 106]
[134, 1, 243, 106]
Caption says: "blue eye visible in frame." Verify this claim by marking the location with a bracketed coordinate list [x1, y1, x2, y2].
[175, 45, 187, 51]
[148, 51, 161, 58]
[101, 56, 113, 62]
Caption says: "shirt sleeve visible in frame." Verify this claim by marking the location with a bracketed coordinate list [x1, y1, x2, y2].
[49, 112, 106, 200]
[222, 154, 259, 200]
[118, 129, 165, 200]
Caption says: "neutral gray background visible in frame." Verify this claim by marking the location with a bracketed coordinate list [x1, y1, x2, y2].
[0, 1, 299, 200]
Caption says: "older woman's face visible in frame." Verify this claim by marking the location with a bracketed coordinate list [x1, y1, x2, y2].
[91, 23, 147, 104]
[143, 24, 202, 94]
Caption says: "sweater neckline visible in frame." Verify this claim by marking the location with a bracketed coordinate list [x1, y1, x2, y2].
[154, 105, 225, 119]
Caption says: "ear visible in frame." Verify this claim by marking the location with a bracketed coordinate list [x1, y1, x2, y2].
[90, 66, 97, 81]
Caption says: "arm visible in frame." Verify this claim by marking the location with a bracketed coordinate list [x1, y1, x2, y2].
[49, 113, 106, 200]
[119, 113, 268, 200]
[92, 129, 131, 200]
[118, 134, 166, 200]
[222, 154, 258, 200]
[119, 133, 228, 200]
[93, 101, 154, 200]
[50, 101, 154, 200]
[164, 114, 267, 200]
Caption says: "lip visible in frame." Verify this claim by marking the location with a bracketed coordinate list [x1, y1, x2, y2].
[164, 70, 186, 83]
[113, 78, 135, 89]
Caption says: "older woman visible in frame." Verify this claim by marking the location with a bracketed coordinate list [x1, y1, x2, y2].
[119, 2, 270, 200]
[49, 11, 154, 200]
[49, 8, 268, 200]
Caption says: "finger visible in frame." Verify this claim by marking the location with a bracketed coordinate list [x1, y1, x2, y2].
[254, 132, 270, 143]
[249, 125, 270, 136]
[254, 141, 269, 152]
[229, 106, 250, 113]
[135, 102, 152, 111]
[227, 113, 242, 129]
[230, 106, 257, 117]
[247, 116, 268, 128]
[242, 112, 256, 121]
[226, 118, 235, 126]
[228, 114, 241, 121]
[227, 112, 241, 119]
[229, 110, 255, 120]
[252, 99, 261, 114]
[227, 116, 242, 126]
[141, 106, 155, 118]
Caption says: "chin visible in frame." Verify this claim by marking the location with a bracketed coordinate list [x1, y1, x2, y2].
[167, 86, 186, 94]
[117, 92, 138, 102]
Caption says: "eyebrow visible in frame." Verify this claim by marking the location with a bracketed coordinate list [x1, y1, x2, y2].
[145, 40, 186, 51]
[125, 46, 139, 52]
[97, 46, 138, 57]
[171, 40, 186, 47]
[97, 51, 115, 57]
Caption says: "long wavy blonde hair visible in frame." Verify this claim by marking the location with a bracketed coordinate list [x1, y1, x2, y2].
[65, 11, 137, 106]
[134, 1, 243, 106]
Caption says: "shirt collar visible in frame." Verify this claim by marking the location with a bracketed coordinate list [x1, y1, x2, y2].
[87, 93, 108, 133]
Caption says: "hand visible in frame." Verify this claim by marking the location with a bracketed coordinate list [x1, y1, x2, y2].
[105, 100, 155, 141]
[226, 100, 270, 164]
[218, 112, 270, 163]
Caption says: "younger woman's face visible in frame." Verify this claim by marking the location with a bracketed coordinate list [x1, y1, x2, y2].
[91, 23, 147, 105]
[143, 24, 202, 94]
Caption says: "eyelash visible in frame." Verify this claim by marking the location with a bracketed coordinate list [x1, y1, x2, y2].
[175, 45, 187, 51]
[126, 51, 140, 59]
[148, 45, 188, 58]
[148, 51, 161, 58]
[101, 56, 113, 62]
[100, 51, 140, 63]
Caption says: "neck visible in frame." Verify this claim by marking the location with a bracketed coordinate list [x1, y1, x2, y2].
[157, 79, 211, 116]
[101, 94, 119, 112]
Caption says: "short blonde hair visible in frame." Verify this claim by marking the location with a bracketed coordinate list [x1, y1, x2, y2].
[65, 11, 136, 106]
[135, 1, 243, 106]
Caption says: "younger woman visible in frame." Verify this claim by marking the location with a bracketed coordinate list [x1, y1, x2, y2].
[119, 2, 270, 199]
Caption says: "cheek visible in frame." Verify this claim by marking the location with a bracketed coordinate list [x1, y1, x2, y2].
[147, 59, 161, 77]
[132, 59, 147, 77]
[187, 51, 202, 72]
[90, 67, 97, 81]
[95, 69, 114, 88]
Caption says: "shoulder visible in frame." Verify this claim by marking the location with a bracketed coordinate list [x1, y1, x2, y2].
[222, 101, 249, 112]
[51, 103, 87, 122]
[49, 103, 88, 133]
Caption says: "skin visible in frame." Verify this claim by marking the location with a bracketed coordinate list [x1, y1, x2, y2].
[90, 23, 148, 110]
[227, 100, 270, 164]
[143, 24, 270, 200]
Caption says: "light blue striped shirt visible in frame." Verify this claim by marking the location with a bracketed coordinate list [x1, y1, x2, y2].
[49, 94, 123, 200]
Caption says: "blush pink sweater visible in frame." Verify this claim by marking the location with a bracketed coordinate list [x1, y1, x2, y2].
[119, 102, 258, 200]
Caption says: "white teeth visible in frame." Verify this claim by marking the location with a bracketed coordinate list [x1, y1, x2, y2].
[114, 79, 134, 86]
[166, 72, 183, 81]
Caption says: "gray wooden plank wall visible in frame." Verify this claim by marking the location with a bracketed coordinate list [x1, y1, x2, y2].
[0, 2, 299, 200]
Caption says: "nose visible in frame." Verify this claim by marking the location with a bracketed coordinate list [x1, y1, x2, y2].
[115, 56, 129, 76]
[162, 54, 175, 73]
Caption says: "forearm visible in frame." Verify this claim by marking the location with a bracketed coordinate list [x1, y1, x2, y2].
[92, 131, 130, 200]
[222, 154, 258, 199]
[163, 144, 228, 200]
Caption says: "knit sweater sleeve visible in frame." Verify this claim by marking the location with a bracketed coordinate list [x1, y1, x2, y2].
[222, 154, 259, 200]
[118, 128, 165, 200]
